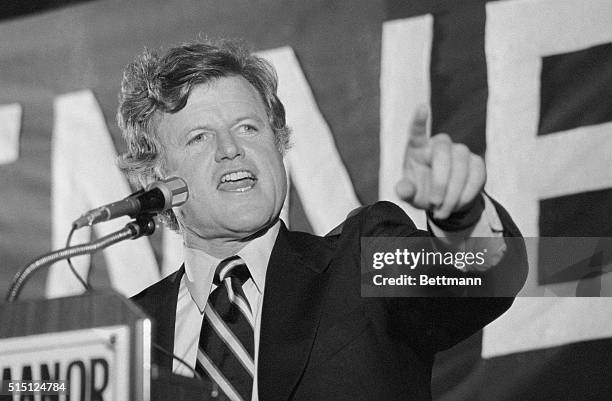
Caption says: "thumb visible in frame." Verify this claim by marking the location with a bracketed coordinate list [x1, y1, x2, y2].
[395, 179, 416, 202]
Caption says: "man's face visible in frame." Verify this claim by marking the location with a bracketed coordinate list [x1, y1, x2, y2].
[156, 76, 287, 243]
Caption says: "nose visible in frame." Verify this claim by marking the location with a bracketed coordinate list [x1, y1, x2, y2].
[214, 131, 244, 162]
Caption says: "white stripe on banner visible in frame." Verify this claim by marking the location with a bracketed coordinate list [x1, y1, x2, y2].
[379, 15, 434, 229]
[48, 90, 161, 298]
[258, 47, 361, 235]
[197, 350, 244, 401]
[483, 0, 612, 358]
[0, 103, 22, 165]
[535, 123, 612, 199]
[161, 227, 184, 278]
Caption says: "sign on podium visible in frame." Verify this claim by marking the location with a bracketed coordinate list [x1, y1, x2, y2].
[0, 292, 150, 401]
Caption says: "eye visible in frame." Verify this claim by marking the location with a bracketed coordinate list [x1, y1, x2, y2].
[237, 124, 258, 135]
[186, 132, 210, 146]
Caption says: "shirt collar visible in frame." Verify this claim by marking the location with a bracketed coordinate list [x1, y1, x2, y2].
[183, 220, 281, 312]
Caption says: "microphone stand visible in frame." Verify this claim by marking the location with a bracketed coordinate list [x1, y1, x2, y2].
[6, 215, 156, 303]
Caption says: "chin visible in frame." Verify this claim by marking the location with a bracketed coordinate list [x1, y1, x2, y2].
[225, 212, 275, 235]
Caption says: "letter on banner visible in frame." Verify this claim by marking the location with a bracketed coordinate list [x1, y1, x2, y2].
[48, 90, 161, 297]
[258, 47, 360, 235]
[483, 0, 612, 358]
[0, 103, 22, 164]
[379, 15, 433, 229]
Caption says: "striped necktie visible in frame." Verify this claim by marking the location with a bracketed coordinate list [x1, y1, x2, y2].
[196, 256, 255, 401]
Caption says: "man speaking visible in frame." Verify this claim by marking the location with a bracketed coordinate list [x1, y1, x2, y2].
[118, 39, 527, 401]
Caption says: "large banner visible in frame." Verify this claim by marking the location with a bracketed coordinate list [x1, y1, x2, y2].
[1, 0, 611, 399]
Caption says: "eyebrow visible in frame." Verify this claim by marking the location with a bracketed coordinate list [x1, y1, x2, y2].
[181, 114, 267, 137]
[230, 114, 266, 126]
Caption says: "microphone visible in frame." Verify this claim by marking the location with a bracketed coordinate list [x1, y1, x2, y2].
[72, 177, 189, 229]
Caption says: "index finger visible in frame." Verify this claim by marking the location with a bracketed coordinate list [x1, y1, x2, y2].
[408, 104, 430, 148]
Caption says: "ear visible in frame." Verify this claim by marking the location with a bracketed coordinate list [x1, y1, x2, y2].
[138, 169, 162, 189]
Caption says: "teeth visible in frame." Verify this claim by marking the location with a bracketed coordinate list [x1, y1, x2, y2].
[220, 170, 255, 183]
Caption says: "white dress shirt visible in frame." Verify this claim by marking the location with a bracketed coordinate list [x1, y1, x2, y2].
[172, 196, 504, 400]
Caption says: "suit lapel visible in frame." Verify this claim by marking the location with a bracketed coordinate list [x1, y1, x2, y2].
[258, 223, 333, 401]
[131, 265, 184, 369]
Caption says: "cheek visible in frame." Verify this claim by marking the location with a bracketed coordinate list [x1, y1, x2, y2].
[167, 144, 207, 171]
[271, 159, 288, 201]
[163, 154, 187, 179]
[172, 156, 210, 194]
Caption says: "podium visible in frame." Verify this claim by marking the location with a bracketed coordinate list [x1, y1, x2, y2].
[0, 292, 205, 401]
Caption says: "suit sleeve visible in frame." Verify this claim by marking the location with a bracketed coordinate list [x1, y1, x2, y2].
[351, 200, 528, 353]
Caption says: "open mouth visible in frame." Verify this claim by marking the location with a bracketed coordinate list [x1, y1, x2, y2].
[217, 170, 258, 192]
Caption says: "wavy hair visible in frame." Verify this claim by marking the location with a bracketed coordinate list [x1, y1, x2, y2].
[116, 39, 291, 230]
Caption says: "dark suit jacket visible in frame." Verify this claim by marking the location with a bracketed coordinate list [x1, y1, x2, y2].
[132, 201, 527, 401]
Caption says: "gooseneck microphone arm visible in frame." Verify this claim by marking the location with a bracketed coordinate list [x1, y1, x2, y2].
[6, 177, 189, 302]
[6, 216, 156, 302]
